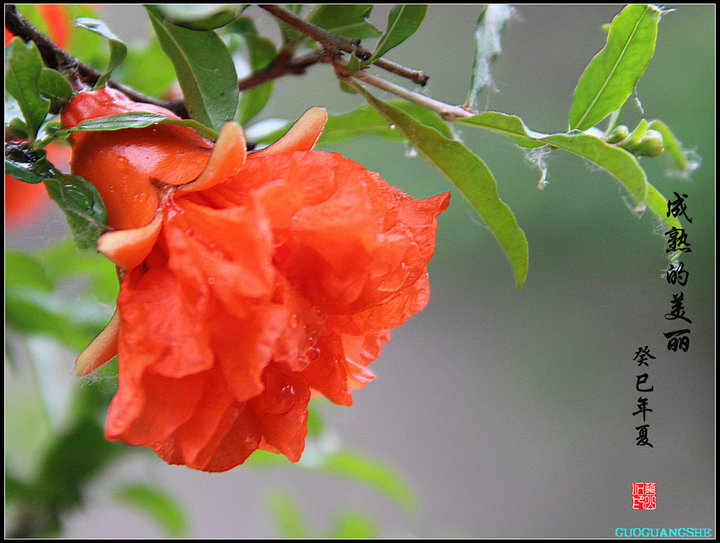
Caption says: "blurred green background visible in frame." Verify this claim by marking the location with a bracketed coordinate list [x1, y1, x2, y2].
[5, 4, 715, 538]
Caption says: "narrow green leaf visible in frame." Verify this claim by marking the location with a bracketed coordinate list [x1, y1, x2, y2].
[307, 5, 381, 39]
[369, 5, 428, 64]
[4, 37, 50, 142]
[154, 4, 245, 30]
[321, 101, 454, 144]
[457, 111, 649, 206]
[74, 18, 128, 88]
[648, 120, 697, 176]
[238, 34, 277, 125]
[254, 101, 454, 147]
[265, 491, 310, 539]
[467, 4, 513, 109]
[321, 451, 420, 513]
[454, 111, 546, 148]
[146, 5, 239, 132]
[362, 94, 529, 289]
[53, 112, 219, 141]
[569, 4, 662, 130]
[114, 483, 189, 538]
[43, 173, 108, 250]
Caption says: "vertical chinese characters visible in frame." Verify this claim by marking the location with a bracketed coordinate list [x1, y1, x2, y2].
[633, 346, 655, 448]
[664, 192, 693, 352]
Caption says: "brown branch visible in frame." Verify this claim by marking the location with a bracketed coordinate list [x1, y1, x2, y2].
[258, 4, 429, 86]
[237, 49, 329, 91]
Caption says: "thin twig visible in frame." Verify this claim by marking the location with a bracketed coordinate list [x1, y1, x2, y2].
[237, 49, 328, 91]
[350, 71, 473, 120]
[258, 4, 429, 86]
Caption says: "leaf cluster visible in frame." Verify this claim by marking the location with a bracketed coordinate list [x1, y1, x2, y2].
[6, 3, 696, 288]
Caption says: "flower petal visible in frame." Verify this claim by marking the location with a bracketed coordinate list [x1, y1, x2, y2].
[253, 107, 327, 156]
[75, 309, 120, 376]
[176, 122, 247, 194]
[250, 365, 310, 462]
[117, 250, 215, 379]
[97, 212, 163, 270]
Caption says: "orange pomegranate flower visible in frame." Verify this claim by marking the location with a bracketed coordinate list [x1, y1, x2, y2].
[61, 86, 450, 472]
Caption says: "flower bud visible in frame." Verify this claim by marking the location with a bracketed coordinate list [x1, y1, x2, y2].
[606, 124, 629, 144]
[634, 129, 665, 157]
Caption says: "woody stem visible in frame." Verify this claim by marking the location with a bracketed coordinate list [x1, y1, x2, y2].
[258, 4, 429, 85]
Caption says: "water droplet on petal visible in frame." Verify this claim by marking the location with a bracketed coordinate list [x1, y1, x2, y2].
[262, 383, 296, 415]
[306, 347, 320, 362]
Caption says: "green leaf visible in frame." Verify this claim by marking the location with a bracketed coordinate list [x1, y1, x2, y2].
[146, 5, 239, 132]
[6, 118, 29, 140]
[34, 420, 123, 509]
[569, 4, 662, 130]
[4, 250, 54, 292]
[64, 5, 107, 69]
[4, 37, 50, 142]
[5, 287, 104, 351]
[114, 483, 189, 537]
[115, 39, 178, 98]
[326, 510, 378, 539]
[238, 34, 277, 125]
[361, 94, 529, 289]
[265, 491, 310, 539]
[254, 101, 453, 147]
[38, 68, 73, 109]
[305, 403, 325, 439]
[646, 183, 681, 232]
[4, 143, 56, 184]
[467, 4, 514, 109]
[368, 4, 428, 64]
[306, 5, 381, 39]
[457, 111, 649, 206]
[154, 4, 245, 30]
[321, 101, 454, 143]
[40, 239, 119, 303]
[276, 5, 304, 45]
[53, 112, 219, 141]
[543, 132, 648, 205]
[319, 451, 420, 514]
[648, 119, 697, 176]
[74, 18, 128, 89]
[43, 173, 108, 250]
